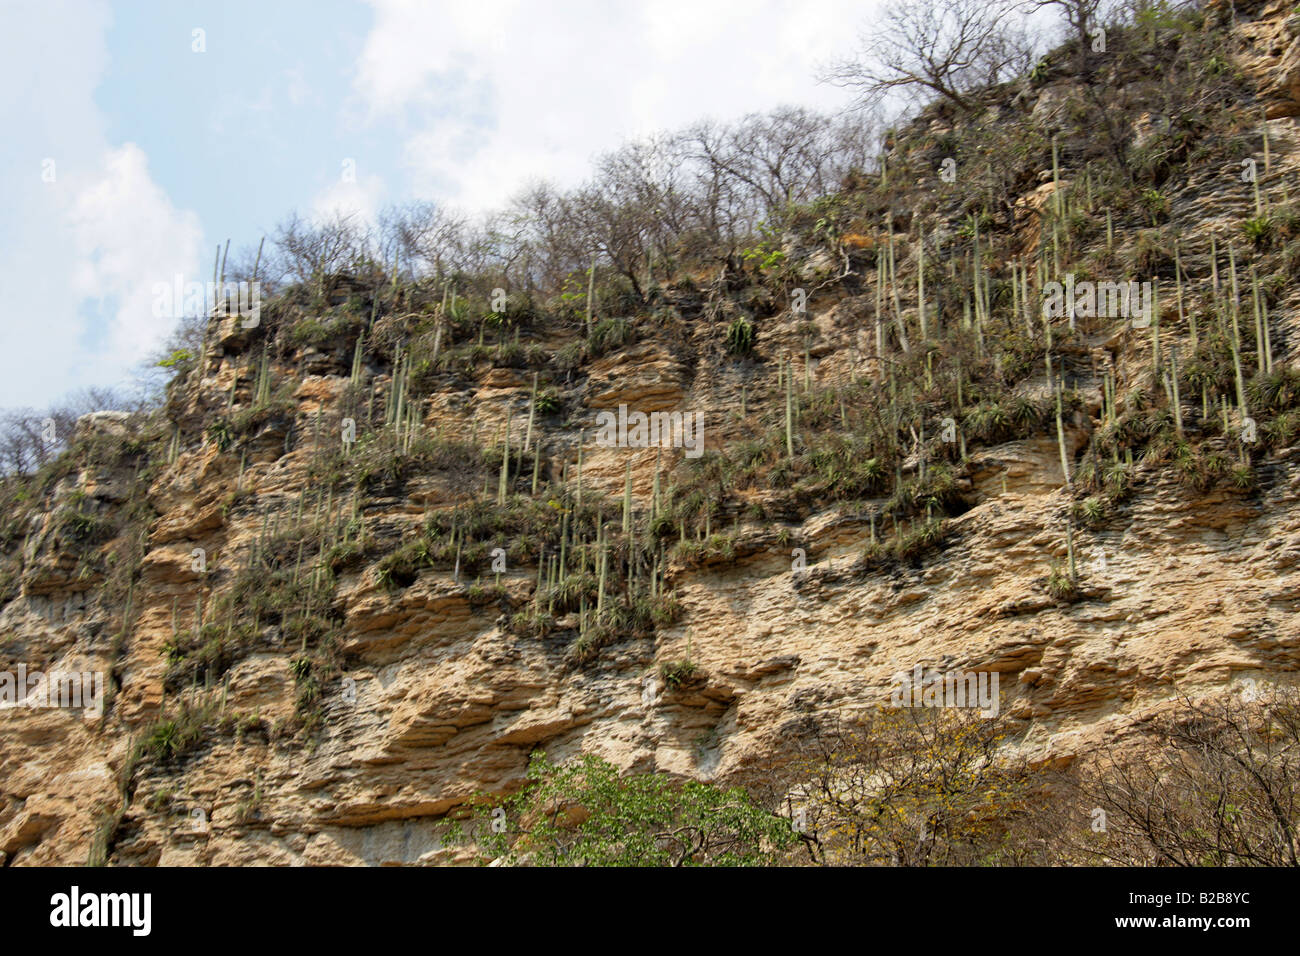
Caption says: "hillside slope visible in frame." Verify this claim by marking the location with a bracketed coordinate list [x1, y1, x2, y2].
[3, 0, 1300, 865]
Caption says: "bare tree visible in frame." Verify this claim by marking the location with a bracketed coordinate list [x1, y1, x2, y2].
[221, 239, 280, 298]
[825, 0, 1034, 113]
[0, 387, 142, 475]
[573, 190, 649, 302]
[1071, 687, 1300, 866]
[681, 108, 874, 259]
[381, 201, 470, 282]
[756, 707, 1064, 866]
[271, 211, 370, 289]
[504, 183, 586, 293]
[0, 410, 52, 475]
[681, 119, 757, 256]
[1032, 0, 1108, 76]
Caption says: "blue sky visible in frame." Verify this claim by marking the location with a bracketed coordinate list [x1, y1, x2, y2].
[0, 0, 874, 411]
[95, 1, 378, 252]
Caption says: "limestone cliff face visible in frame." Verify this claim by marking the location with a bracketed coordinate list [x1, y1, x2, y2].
[3, 0, 1300, 866]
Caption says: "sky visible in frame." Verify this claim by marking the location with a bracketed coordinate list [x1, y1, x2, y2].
[0, 0, 878, 412]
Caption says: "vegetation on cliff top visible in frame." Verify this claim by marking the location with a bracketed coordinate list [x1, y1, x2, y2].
[3, 0, 1299, 866]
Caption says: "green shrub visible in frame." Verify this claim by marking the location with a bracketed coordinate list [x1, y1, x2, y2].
[1241, 216, 1273, 249]
[588, 317, 635, 357]
[660, 659, 698, 687]
[1045, 561, 1079, 602]
[447, 752, 795, 866]
[534, 388, 561, 415]
[725, 317, 755, 356]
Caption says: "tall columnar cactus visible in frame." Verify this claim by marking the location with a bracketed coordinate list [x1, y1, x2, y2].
[1106, 367, 1117, 427]
[980, 244, 992, 333]
[1169, 347, 1184, 437]
[874, 254, 886, 381]
[386, 349, 401, 426]
[1262, 288, 1274, 376]
[1263, 113, 1271, 174]
[1066, 520, 1077, 584]
[1250, 268, 1272, 375]
[1174, 240, 1195, 347]
[351, 332, 365, 387]
[585, 256, 596, 338]
[1055, 376, 1071, 487]
[785, 358, 795, 459]
[916, 227, 927, 342]
[651, 448, 662, 523]
[255, 346, 272, 406]
[406, 393, 421, 453]
[1011, 259, 1019, 329]
[621, 459, 632, 534]
[219, 239, 230, 302]
[1042, 296, 1053, 354]
[1249, 267, 1263, 375]
[252, 236, 264, 285]
[1021, 260, 1033, 337]
[558, 509, 569, 580]
[596, 526, 608, 622]
[886, 214, 910, 354]
[498, 409, 512, 505]
[1228, 244, 1248, 415]
[1150, 281, 1161, 374]
[524, 372, 538, 452]
[576, 429, 584, 508]
[211, 245, 220, 314]
[1051, 134, 1062, 218]
[1253, 159, 1264, 217]
[396, 353, 409, 435]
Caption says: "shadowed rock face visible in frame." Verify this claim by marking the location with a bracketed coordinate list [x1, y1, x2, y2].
[1254, 3, 1300, 117]
[2, 0, 1300, 866]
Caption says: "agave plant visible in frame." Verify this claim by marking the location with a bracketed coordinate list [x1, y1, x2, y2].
[725, 316, 755, 356]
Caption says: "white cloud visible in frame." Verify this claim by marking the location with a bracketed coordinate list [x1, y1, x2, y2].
[66, 144, 204, 370]
[351, 0, 876, 212]
[310, 168, 388, 225]
[0, 0, 881, 411]
[0, 0, 202, 410]
[353, 0, 519, 116]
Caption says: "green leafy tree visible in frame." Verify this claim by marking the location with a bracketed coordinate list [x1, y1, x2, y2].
[451, 752, 796, 866]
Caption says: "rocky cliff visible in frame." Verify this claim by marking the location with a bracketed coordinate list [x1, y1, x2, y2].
[3, 0, 1300, 866]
